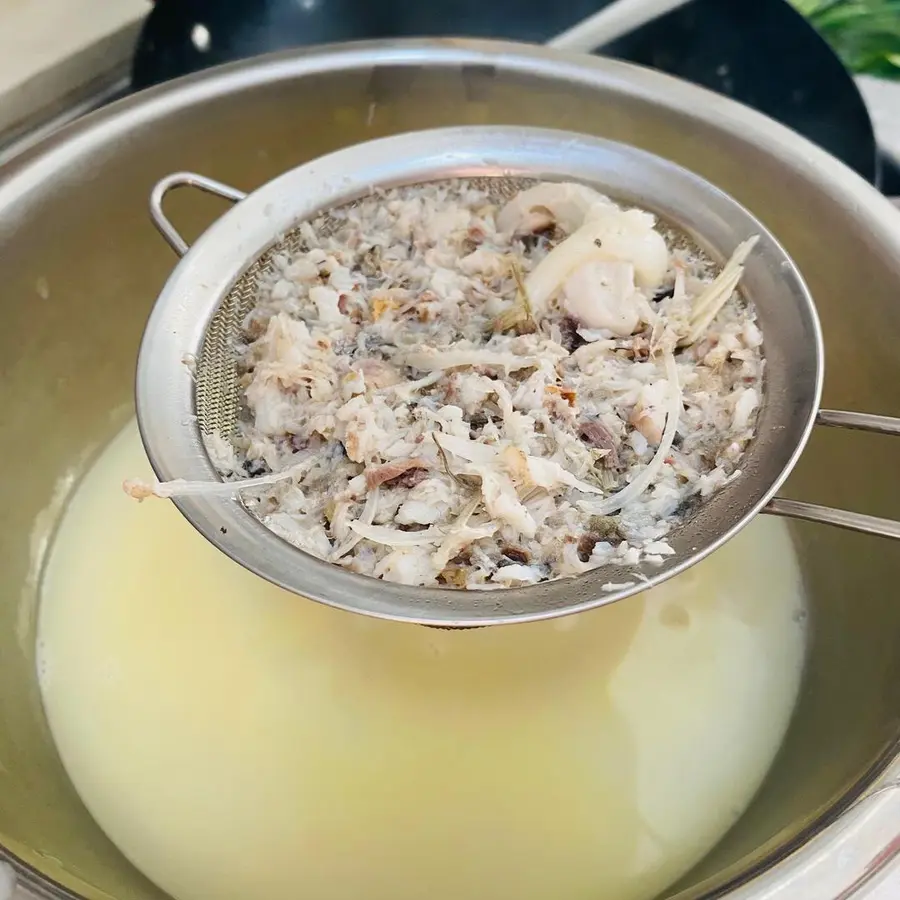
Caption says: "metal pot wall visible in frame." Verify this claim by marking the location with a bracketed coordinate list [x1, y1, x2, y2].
[1, 39, 900, 900]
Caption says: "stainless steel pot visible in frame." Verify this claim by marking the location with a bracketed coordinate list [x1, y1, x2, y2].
[2, 38, 900, 900]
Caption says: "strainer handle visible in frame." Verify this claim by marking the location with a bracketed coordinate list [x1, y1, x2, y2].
[149, 172, 247, 257]
[763, 408, 900, 539]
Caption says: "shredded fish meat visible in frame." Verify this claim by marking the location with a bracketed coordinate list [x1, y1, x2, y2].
[131, 179, 764, 588]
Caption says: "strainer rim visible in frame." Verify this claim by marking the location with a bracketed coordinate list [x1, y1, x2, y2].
[136, 125, 823, 626]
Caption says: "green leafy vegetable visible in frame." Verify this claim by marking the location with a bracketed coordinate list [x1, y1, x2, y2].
[793, 0, 900, 79]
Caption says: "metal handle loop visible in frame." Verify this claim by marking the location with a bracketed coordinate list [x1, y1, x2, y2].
[149, 172, 247, 258]
[764, 409, 900, 539]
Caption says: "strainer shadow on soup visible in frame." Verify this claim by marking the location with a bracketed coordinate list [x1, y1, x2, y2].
[134, 126, 900, 627]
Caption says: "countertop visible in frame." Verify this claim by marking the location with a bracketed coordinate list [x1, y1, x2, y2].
[0, 0, 145, 135]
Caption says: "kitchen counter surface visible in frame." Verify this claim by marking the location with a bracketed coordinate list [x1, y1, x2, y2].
[0, 0, 145, 135]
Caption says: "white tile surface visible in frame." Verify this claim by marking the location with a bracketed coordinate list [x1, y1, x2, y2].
[0, 0, 145, 132]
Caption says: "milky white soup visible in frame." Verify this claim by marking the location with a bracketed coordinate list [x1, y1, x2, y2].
[38, 421, 806, 900]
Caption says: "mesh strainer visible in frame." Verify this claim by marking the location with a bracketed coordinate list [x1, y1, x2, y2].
[137, 126, 900, 627]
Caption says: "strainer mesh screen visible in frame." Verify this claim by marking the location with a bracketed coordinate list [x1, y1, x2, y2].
[195, 230, 304, 439]
[134, 126, 833, 624]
